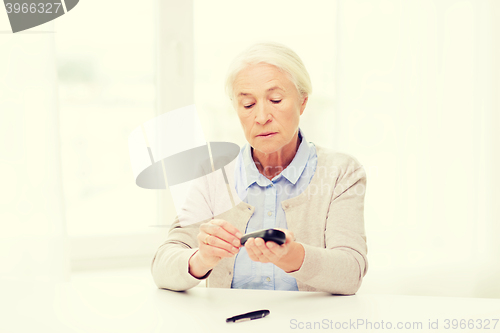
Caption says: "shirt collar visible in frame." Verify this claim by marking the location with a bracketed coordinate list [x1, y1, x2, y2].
[241, 128, 311, 188]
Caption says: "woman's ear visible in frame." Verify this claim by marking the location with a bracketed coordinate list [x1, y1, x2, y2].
[299, 95, 308, 115]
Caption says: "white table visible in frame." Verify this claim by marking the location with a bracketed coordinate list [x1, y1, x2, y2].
[2, 277, 499, 332]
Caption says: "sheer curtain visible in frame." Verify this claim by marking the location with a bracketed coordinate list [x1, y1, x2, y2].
[0, 21, 69, 282]
[336, 0, 499, 298]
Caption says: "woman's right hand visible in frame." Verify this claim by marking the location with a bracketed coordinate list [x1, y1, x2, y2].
[188, 219, 242, 278]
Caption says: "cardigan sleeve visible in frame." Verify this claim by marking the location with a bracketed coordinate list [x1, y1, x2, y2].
[287, 156, 368, 295]
[150, 164, 215, 291]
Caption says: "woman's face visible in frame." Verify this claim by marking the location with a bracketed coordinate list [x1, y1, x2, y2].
[233, 63, 308, 155]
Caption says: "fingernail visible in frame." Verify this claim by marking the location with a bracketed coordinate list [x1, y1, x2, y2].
[236, 232, 243, 238]
[233, 239, 241, 247]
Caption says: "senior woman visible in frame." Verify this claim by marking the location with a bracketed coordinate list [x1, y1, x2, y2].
[151, 42, 368, 294]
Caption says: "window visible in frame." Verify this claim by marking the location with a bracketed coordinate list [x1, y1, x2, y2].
[55, 0, 162, 269]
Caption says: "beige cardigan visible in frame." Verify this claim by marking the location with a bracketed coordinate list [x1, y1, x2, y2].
[151, 145, 368, 294]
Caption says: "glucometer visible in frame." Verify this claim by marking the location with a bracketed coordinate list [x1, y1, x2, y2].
[240, 228, 286, 246]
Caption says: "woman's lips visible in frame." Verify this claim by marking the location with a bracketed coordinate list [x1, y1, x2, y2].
[257, 132, 277, 138]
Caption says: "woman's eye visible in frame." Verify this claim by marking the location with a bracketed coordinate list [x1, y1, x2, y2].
[271, 100, 282, 104]
[243, 104, 254, 109]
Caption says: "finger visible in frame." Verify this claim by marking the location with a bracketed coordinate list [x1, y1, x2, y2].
[199, 232, 240, 255]
[201, 221, 242, 248]
[254, 238, 278, 262]
[246, 238, 271, 263]
[265, 241, 282, 256]
[200, 237, 238, 258]
[199, 241, 235, 259]
[264, 239, 287, 256]
[211, 219, 243, 242]
[244, 238, 261, 259]
[197, 230, 236, 255]
[246, 248, 259, 262]
[254, 237, 266, 249]
[275, 228, 295, 244]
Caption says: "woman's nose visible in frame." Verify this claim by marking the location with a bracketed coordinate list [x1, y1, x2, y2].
[255, 102, 272, 125]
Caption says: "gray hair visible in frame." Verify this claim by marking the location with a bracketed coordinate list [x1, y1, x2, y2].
[225, 42, 312, 101]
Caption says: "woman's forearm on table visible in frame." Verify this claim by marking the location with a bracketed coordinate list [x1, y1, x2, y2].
[288, 244, 366, 294]
[151, 242, 204, 291]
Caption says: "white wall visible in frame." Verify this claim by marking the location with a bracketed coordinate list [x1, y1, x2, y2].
[0, 21, 69, 282]
[335, 0, 499, 298]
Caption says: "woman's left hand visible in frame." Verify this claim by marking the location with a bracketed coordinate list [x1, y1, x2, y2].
[245, 228, 303, 271]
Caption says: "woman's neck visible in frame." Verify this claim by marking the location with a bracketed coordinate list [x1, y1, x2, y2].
[252, 133, 301, 180]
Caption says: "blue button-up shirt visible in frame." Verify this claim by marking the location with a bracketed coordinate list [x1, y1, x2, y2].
[231, 128, 318, 290]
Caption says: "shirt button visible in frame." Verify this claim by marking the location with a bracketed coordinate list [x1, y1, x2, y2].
[268, 211, 272, 216]
[266, 277, 271, 282]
